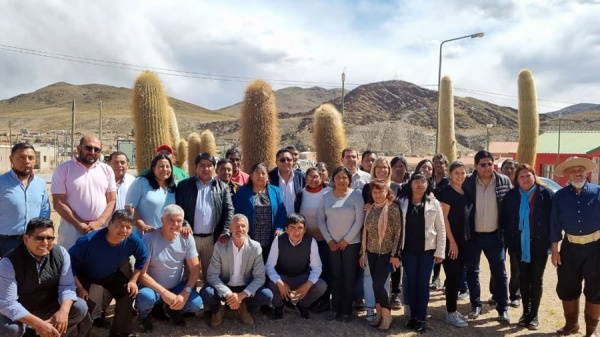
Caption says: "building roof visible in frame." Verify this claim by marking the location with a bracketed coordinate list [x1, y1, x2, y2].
[537, 131, 600, 154]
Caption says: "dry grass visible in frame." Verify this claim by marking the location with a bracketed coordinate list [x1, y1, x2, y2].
[48, 191, 576, 337]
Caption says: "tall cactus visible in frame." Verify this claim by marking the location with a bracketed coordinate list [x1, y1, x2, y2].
[516, 69, 539, 167]
[439, 76, 457, 163]
[169, 106, 180, 149]
[240, 80, 279, 171]
[131, 70, 172, 170]
[187, 132, 202, 176]
[199, 130, 217, 156]
[175, 138, 187, 169]
[313, 103, 347, 174]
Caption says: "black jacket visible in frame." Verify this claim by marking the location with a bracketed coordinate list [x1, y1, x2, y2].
[462, 171, 512, 240]
[176, 177, 234, 242]
[500, 185, 554, 256]
[268, 168, 306, 195]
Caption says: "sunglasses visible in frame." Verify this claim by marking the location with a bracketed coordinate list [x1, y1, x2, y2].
[83, 145, 102, 153]
[32, 235, 56, 242]
[479, 163, 494, 167]
[279, 157, 293, 163]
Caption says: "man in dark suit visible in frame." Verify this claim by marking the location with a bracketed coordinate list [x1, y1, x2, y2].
[200, 214, 273, 327]
[269, 149, 306, 216]
[176, 153, 234, 283]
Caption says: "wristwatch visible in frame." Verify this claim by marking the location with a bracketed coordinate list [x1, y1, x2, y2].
[184, 287, 192, 293]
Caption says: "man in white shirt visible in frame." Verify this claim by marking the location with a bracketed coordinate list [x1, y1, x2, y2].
[341, 147, 370, 190]
[266, 213, 326, 320]
[200, 214, 273, 327]
[108, 151, 135, 212]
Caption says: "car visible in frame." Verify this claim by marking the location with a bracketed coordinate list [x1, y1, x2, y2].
[539, 177, 562, 192]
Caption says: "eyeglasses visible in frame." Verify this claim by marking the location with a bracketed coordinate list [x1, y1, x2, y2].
[479, 163, 494, 167]
[32, 235, 56, 242]
[279, 158, 293, 163]
[83, 145, 102, 153]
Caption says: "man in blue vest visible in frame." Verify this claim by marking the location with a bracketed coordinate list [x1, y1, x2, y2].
[0, 218, 89, 337]
[265, 213, 326, 320]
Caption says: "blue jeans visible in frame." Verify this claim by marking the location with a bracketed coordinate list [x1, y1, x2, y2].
[200, 285, 273, 312]
[465, 232, 509, 312]
[135, 280, 203, 318]
[403, 252, 434, 321]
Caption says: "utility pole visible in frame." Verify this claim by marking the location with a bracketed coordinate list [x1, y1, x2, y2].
[71, 100, 76, 155]
[8, 120, 12, 145]
[99, 100, 103, 141]
[341, 68, 346, 119]
[556, 113, 562, 180]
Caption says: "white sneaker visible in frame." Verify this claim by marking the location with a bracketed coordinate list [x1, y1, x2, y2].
[457, 311, 468, 323]
[446, 312, 468, 328]
[366, 308, 375, 322]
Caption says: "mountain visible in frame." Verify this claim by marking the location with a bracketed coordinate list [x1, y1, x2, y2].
[546, 103, 600, 118]
[0, 80, 591, 156]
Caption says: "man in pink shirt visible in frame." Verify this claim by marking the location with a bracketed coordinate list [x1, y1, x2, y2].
[51, 135, 117, 249]
[226, 147, 249, 185]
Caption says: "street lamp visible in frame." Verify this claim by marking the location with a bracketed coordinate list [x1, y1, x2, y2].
[341, 70, 346, 119]
[435, 32, 485, 153]
[486, 123, 493, 151]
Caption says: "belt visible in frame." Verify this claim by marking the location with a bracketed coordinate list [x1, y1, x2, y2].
[567, 230, 600, 245]
[0, 234, 23, 240]
[193, 233, 212, 238]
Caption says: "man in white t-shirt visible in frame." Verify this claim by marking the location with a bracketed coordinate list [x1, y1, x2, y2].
[136, 205, 203, 332]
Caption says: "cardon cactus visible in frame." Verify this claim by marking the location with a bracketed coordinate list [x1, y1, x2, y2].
[439, 76, 457, 163]
[516, 69, 539, 167]
[187, 132, 202, 176]
[199, 130, 216, 156]
[175, 138, 187, 169]
[131, 70, 172, 170]
[240, 80, 279, 171]
[313, 103, 347, 174]
[169, 106, 180, 149]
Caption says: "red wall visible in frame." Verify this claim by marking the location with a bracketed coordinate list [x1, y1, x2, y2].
[534, 153, 593, 186]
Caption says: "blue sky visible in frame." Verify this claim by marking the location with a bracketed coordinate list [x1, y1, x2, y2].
[1, 0, 599, 113]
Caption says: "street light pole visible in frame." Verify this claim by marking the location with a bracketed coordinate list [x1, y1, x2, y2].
[436, 32, 484, 153]
[486, 123, 493, 151]
[341, 70, 346, 119]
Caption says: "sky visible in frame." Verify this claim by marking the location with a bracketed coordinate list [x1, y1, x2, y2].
[1, 0, 599, 113]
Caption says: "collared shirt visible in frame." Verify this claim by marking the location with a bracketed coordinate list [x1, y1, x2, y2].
[51, 157, 116, 222]
[0, 170, 50, 235]
[350, 170, 371, 190]
[278, 170, 296, 215]
[265, 235, 322, 285]
[115, 173, 135, 212]
[194, 177, 214, 235]
[475, 175, 498, 232]
[551, 182, 600, 243]
[0, 246, 77, 321]
[228, 241, 245, 287]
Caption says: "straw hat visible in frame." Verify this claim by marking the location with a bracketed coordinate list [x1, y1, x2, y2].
[554, 156, 596, 177]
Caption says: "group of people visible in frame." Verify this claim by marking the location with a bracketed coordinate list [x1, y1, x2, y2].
[1, 134, 600, 337]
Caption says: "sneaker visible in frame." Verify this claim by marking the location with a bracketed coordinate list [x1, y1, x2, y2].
[446, 312, 468, 328]
[458, 290, 469, 300]
[430, 277, 441, 290]
[457, 311, 468, 323]
[366, 308, 375, 322]
[391, 293, 403, 310]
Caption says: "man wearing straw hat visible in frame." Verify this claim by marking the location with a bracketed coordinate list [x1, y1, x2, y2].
[551, 156, 600, 337]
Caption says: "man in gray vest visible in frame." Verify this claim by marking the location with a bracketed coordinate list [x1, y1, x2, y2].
[0, 218, 89, 337]
[266, 213, 326, 320]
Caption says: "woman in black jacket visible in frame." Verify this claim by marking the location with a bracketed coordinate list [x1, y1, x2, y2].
[501, 164, 554, 330]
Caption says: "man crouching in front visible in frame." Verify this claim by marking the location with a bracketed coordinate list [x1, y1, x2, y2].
[200, 214, 273, 327]
[0, 218, 90, 337]
[69, 209, 148, 337]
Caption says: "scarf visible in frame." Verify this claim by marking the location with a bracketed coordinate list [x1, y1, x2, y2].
[361, 200, 391, 255]
[519, 184, 537, 263]
[306, 185, 323, 193]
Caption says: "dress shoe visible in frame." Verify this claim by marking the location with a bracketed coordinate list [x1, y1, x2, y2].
[210, 305, 225, 327]
[140, 316, 153, 333]
[93, 317, 111, 329]
[170, 310, 186, 327]
[311, 299, 331, 313]
[325, 311, 339, 321]
[527, 316, 539, 330]
[272, 306, 284, 320]
[238, 302, 254, 325]
[487, 296, 497, 306]
[340, 314, 352, 323]
[416, 320, 427, 334]
[405, 318, 417, 329]
[468, 306, 482, 319]
[297, 305, 310, 319]
[517, 314, 530, 327]
[510, 299, 521, 308]
[498, 311, 511, 324]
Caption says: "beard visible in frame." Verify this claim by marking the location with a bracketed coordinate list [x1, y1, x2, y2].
[571, 180, 585, 189]
[78, 153, 98, 165]
[13, 168, 31, 178]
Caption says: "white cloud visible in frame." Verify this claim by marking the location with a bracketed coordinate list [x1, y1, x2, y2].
[0, 0, 598, 113]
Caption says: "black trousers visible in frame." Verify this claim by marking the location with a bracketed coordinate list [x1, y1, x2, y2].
[557, 239, 600, 303]
[367, 252, 392, 309]
[442, 243, 466, 312]
[78, 271, 133, 336]
[514, 252, 548, 316]
[329, 243, 360, 315]
[490, 248, 521, 301]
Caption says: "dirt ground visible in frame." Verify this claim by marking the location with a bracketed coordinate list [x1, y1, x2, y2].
[47, 191, 579, 337]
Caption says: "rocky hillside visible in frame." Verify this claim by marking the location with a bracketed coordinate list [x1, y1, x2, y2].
[546, 103, 600, 118]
